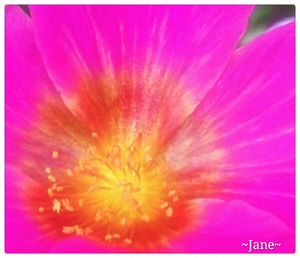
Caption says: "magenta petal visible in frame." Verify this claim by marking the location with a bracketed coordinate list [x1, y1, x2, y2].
[5, 5, 62, 175]
[208, 22, 295, 226]
[165, 22, 294, 228]
[30, 5, 105, 97]
[5, 168, 55, 252]
[5, 5, 56, 115]
[30, 5, 253, 100]
[5, 5, 58, 140]
[5, 6, 60, 252]
[167, 199, 294, 253]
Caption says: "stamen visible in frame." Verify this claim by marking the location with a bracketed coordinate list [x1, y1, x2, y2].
[48, 175, 56, 183]
[51, 184, 63, 192]
[120, 217, 126, 225]
[45, 167, 51, 174]
[47, 188, 54, 197]
[38, 140, 190, 249]
[95, 211, 103, 221]
[56, 186, 63, 192]
[172, 196, 179, 202]
[166, 207, 173, 217]
[66, 169, 73, 176]
[140, 214, 150, 222]
[62, 226, 74, 234]
[113, 233, 120, 239]
[61, 198, 74, 211]
[52, 150, 59, 159]
[160, 202, 169, 209]
[124, 238, 132, 245]
[75, 226, 83, 235]
[91, 132, 98, 138]
[84, 227, 92, 234]
[52, 199, 61, 213]
[168, 190, 176, 197]
[105, 234, 112, 241]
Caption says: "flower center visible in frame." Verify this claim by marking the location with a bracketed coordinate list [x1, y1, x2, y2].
[27, 75, 203, 251]
[36, 133, 193, 250]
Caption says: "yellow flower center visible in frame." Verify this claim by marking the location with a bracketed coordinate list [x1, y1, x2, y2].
[28, 75, 205, 251]
[36, 132, 193, 250]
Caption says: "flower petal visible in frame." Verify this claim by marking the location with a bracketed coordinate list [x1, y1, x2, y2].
[165, 22, 295, 227]
[5, 168, 55, 252]
[29, 5, 254, 155]
[30, 5, 253, 102]
[166, 199, 294, 253]
[5, 6, 65, 252]
[5, 5, 59, 152]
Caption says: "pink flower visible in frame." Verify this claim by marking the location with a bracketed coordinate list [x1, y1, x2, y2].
[5, 5, 295, 253]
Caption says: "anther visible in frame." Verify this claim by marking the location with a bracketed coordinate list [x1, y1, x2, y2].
[91, 132, 98, 138]
[160, 202, 168, 209]
[62, 226, 74, 234]
[124, 238, 132, 244]
[48, 175, 56, 182]
[105, 234, 112, 241]
[56, 186, 63, 192]
[61, 199, 74, 211]
[48, 188, 54, 197]
[168, 190, 176, 197]
[38, 206, 44, 213]
[51, 184, 63, 192]
[120, 217, 126, 225]
[75, 226, 83, 235]
[84, 227, 92, 234]
[166, 207, 173, 217]
[172, 196, 179, 202]
[52, 150, 59, 159]
[95, 211, 103, 221]
[45, 167, 51, 174]
[52, 199, 61, 213]
[141, 214, 150, 222]
[113, 234, 120, 239]
[66, 169, 73, 176]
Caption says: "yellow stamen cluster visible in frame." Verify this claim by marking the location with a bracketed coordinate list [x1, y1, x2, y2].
[38, 137, 184, 249]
